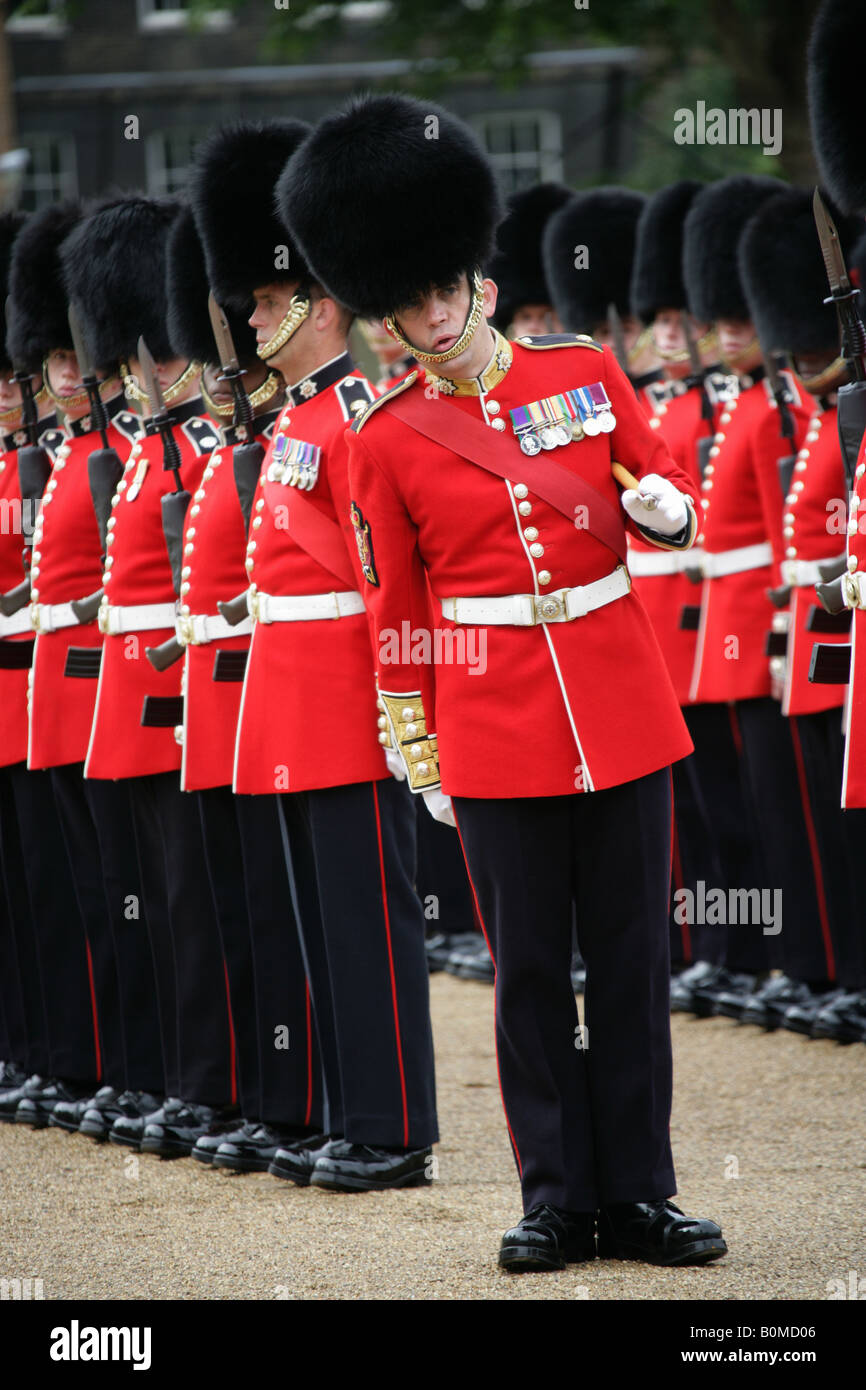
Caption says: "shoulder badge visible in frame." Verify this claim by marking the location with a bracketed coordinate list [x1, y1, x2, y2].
[350, 500, 379, 586]
[37, 427, 67, 457]
[111, 410, 143, 446]
[353, 370, 419, 433]
[181, 417, 221, 455]
[335, 375, 376, 423]
[515, 333, 603, 354]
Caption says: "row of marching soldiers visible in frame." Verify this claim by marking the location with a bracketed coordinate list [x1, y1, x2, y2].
[495, 168, 866, 1044]
[1, 122, 865, 1186]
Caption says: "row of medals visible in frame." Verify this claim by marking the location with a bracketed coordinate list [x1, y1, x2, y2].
[514, 403, 616, 456]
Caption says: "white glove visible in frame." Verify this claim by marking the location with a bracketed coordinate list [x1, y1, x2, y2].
[385, 747, 407, 781]
[422, 787, 456, 827]
[621, 472, 689, 537]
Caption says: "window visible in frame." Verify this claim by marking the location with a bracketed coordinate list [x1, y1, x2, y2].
[145, 130, 207, 196]
[18, 134, 77, 210]
[5, 0, 66, 34]
[136, 0, 232, 31]
[470, 111, 563, 195]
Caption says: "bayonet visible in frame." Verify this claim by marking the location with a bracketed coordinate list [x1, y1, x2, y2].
[68, 303, 111, 448]
[207, 292, 266, 529]
[814, 187, 866, 488]
[138, 337, 189, 670]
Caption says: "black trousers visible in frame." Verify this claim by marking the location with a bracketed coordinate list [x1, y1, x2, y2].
[199, 787, 321, 1128]
[0, 764, 50, 1074]
[279, 777, 437, 1150]
[6, 763, 97, 1083]
[793, 710, 866, 990]
[737, 698, 839, 984]
[453, 768, 676, 1214]
[679, 703, 768, 970]
[127, 771, 233, 1105]
[413, 797, 477, 936]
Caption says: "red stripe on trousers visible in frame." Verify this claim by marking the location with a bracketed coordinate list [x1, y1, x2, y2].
[223, 958, 237, 1106]
[371, 783, 409, 1147]
[85, 938, 102, 1082]
[788, 717, 835, 981]
[452, 807, 523, 1179]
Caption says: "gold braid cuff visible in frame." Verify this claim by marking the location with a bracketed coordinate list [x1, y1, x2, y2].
[377, 691, 441, 791]
[257, 296, 311, 361]
[385, 271, 486, 366]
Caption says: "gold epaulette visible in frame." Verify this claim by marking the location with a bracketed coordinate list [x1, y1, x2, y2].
[377, 690, 441, 791]
[353, 370, 420, 433]
[514, 333, 603, 354]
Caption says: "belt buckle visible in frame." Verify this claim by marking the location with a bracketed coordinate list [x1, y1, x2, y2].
[617, 562, 632, 594]
[248, 591, 261, 623]
[177, 613, 195, 646]
[330, 591, 341, 619]
[97, 598, 111, 635]
[534, 593, 565, 624]
[30, 602, 43, 635]
[844, 572, 863, 610]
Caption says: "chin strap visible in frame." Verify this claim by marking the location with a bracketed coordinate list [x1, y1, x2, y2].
[385, 271, 486, 366]
[122, 359, 201, 407]
[202, 368, 282, 420]
[43, 362, 120, 413]
[257, 293, 311, 361]
[798, 354, 848, 396]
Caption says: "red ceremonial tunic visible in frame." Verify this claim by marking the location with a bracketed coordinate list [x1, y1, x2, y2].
[776, 403, 848, 717]
[85, 402, 218, 780]
[629, 382, 712, 704]
[28, 405, 141, 769]
[347, 335, 696, 799]
[689, 370, 815, 704]
[233, 355, 384, 795]
[179, 415, 279, 792]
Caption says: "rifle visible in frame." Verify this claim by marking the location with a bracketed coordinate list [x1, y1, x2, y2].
[0, 307, 52, 617]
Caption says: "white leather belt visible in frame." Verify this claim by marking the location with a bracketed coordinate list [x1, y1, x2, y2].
[627, 548, 692, 577]
[2, 608, 37, 637]
[700, 542, 773, 579]
[440, 565, 631, 627]
[98, 601, 177, 636]
[248, 589, 366, 624]
[30, 601, 80, 634]
[780, 556, 845, 588]
[176, 612, 252, 645]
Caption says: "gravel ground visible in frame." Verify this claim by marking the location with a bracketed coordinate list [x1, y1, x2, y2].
[1, 974, 864, 1301]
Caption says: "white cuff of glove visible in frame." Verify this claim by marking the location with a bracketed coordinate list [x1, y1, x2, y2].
[385, 747, 407, 782]
[621, 472, 689, 536]
[422, 787, 456, 827]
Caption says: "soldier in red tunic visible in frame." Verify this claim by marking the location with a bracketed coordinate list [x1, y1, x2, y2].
[191, 119, 438, 1191]
[280, 92, 727, 1270]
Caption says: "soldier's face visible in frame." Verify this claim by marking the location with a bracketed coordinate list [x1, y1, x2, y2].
[653, 309, 688, 356]
[592, 314, 643, 353]
[716, 318, 761, 369]
[249, 283, 303, 368]
[511, 304, 561, 338]
[388, 274, 498, 376]
[46, 348, 82, 400]
[0, 372, 23, 414]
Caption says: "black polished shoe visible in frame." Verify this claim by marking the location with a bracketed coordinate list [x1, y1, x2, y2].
[740, 975, 824, 1030]
[429, 932, 480, 973]
[108, 1093, 175, 1150]
[444, 937, 488, 978]
[454, 941, 494, 984]
[79, 1088, 159, 1141]
[598, 1200, 727, 1266]
[810, 989, 866, 1043]
[499, 1204, 596, 1272]
[0, 1073, 45, 1122]
[267, 1132, 333, 1185]
[692, 967, 757, 1019]
[310, 1139, 433, 1192]
[140, 1101, 240, 1159]
[50, 1085, 118, 1135]
[213, 1122, 312, 1173]
[0, 1061, 27, 1092]
[191, 1117, 255, 1165]
[15, 1078, 96, 1129]
[669, 960, 720, 1014]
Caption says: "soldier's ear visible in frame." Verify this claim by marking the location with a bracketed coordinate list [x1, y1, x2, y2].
[482, 277, 498, 321]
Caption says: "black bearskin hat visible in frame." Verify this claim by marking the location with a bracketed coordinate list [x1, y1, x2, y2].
[166, 205, 259, 368]
[0, 211, 26, 373]
[486, 182, 573, 331]
[6, 200, 81, 371]
[276, 93, 503, 319]
[61, 194, 180, 368]
[630, 180, 703, 324]
[850, 229, 866, 305]
[189, 119, 313, 310]
[739, 187, 861, 357]
[682, 176, 786, 323]
[541, 187, 646, 333]
[808, 0, 866, 216]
